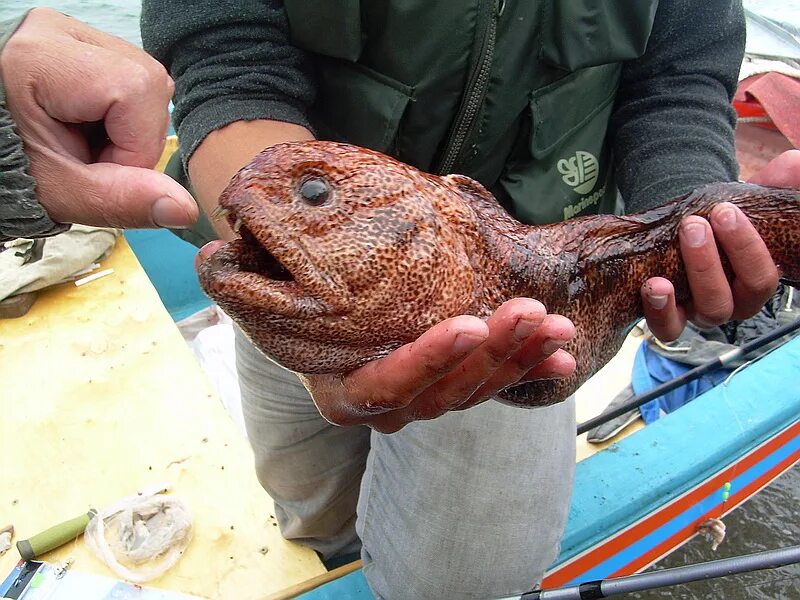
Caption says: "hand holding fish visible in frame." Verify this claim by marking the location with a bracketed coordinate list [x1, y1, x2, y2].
[297, 299, 577, 432]
[641, 149, 799, 341]
[192, 125, 578, 434]
[0, 8, 196, 228]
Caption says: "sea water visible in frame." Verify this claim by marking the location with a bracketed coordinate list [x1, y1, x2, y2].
[2, 1, 799, 598]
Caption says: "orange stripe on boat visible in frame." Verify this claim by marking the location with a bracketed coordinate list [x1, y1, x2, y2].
[543, 420, 800, 587]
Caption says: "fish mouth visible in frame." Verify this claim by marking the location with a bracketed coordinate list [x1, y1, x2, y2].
[198, 213, 335, 319]
[235, 225, 294, 282]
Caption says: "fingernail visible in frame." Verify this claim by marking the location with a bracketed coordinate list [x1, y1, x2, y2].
[152, 196, 192, 228]
[714, 204, 737, 231]
[681, 221, 707, 247]
[541, 338, 564, 355]
[514, 317, 540, 341]
[452, 332, 486, 354]
[536, 368, 565, 380]
[198, 240, 226, 261]
[647, 294, 669, 310]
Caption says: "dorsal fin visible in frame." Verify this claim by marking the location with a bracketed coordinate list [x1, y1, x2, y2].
[441, 174, 520, 230]
[441, 174, 494, 204]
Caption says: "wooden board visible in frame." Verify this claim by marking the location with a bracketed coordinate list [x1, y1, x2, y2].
[0, 238, 326, 599]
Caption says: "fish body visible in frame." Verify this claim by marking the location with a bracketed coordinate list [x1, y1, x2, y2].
[198, 141, 800, 407]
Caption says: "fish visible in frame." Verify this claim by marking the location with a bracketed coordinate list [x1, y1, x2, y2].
[197, 141, 800, 408]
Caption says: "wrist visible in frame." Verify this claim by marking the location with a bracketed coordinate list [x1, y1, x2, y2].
[187, 119, 313, 239]
[0, 91, 68, 243]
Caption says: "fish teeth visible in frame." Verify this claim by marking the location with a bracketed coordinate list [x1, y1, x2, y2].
[210, 205, 230, 220]
[233, 217, 243, 233]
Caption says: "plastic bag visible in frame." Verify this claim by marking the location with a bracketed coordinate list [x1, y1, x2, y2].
[84, 492, 192, 583]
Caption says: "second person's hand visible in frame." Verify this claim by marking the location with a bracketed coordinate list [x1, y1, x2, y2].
[1, 8, 197, 229]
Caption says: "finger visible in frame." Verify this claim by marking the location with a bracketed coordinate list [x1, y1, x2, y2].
[641, 277, 687, 341]
[679, 216, 734, 327]
[747, 149, 800, 188]
[709, 203, 779, 320]
[464, 313, 576, 404]
[519, 349, 577, 382]
[363, 410, 415, 435]
[196, 241, 226, 269]
[312, 316, 489, 426]
[31, 153, 197, 228]
[410, 299, 547, 417]
[451, 349, 578, 414]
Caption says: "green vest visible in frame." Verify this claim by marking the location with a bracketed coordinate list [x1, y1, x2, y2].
[170, 0, 659, 246]
[284, 0, 659, 225]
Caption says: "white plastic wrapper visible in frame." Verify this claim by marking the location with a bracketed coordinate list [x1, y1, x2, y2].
[178, 306, 247, 439]
[84, 492, 192, 583]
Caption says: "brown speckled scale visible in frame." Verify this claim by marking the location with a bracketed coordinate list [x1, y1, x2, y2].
[198, 141, 800, 408]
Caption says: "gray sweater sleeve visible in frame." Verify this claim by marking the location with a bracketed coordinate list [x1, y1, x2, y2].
[140, 0, 315, 168]
[610, 0, 745, 212]
[0, 13, 69, 243]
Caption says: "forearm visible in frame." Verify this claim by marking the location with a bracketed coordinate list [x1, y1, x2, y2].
[611, 0, 745, 212]
[141, 0, 315, 170]
[188, 119, 313, 239]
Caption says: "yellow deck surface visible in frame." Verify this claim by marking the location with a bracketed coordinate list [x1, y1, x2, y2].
[574, 327, 645, 462]
[0, 238, 326, 599]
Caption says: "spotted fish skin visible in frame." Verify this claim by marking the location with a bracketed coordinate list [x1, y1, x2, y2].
[198, 141, 800, 408]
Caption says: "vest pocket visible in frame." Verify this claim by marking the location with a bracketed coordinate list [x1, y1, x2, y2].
[529, 63, 620, 160]
[284, 0, 364, 61]
[541, 0, 659, 71]
[312, 60, 414, 154]
[498, 63, 621, 224]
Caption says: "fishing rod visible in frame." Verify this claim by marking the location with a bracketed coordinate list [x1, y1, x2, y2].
[510, 544, 800, 599]
[577, 316, 800, 436]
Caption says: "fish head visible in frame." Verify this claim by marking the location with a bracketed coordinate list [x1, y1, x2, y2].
[198, 141, 485, 373]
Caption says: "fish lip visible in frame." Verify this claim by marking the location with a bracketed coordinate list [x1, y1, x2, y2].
[199, 239, 331, 318]
[201, 204, 350, 318]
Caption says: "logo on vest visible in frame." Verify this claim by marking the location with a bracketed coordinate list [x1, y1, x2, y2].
[557, 151, 599, 195]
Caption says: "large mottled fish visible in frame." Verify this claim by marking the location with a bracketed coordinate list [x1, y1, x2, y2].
[198, 141, 800, 408]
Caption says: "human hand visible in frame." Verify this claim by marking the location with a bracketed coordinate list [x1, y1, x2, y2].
[0, 8, 197, 228]
[641, 150, 800, 341]
[296, 298, 575, 434]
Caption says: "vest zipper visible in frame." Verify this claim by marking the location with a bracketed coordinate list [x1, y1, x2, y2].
[436, 0, 501, 174]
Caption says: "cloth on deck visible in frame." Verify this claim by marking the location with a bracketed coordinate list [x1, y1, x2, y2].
[637, 285, 800, 423]
[633, 343, 731, 424]
[735, 71, 800, 148]
[743, 8, 800, 62]
[588, 286, 799, 441]
[0, 225, 119, 301]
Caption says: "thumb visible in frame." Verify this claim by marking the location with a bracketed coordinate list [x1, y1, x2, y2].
[36, 160, 199, 229]
[747, 149, 800, 188]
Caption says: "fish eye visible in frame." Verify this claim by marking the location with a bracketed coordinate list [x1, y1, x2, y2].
[298, 177, 330, 206]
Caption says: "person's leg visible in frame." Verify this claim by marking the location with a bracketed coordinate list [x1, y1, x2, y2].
[236, 329, 370, 559]
[358, 398, 576, 599]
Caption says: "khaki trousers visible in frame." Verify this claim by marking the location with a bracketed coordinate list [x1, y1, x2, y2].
[236, 329, 576, 599]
